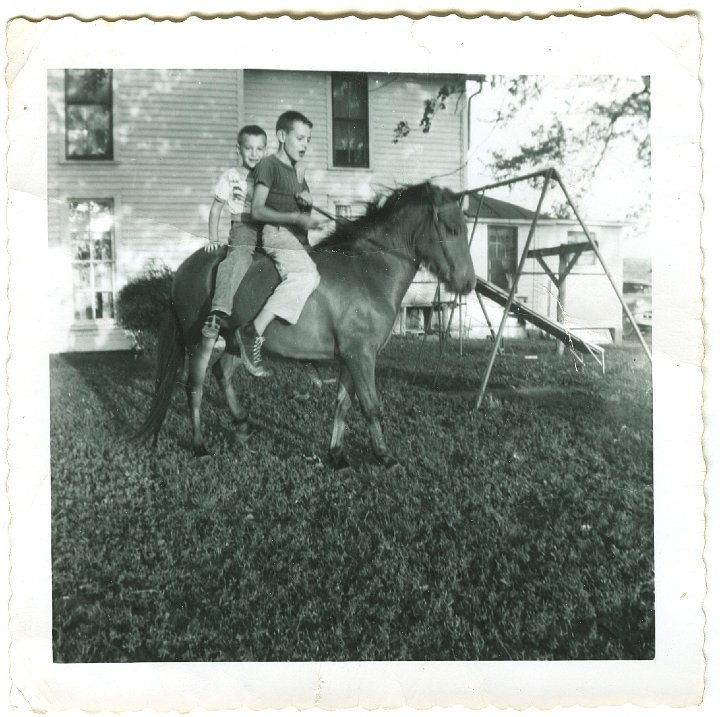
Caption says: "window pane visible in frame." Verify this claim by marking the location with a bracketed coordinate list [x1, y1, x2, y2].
[333, 120, 349, 166]
[96, 292, 114, 319]
[93, 233, 113, 260]
[332, 75, 366, 118]
[66, 70, 111, 103]
[90, 205, 113, 232]
[406, 308, 423, 333]
[332, 80, 350, 117]
[74, 292, 94, 321]
[346, 90, 362, 118]
[94, 262, 113, 290]
[68, 201, 90, 222]
[66, 105, 111, 158]
[347, 122, 366, 165]
[73, 264, 92, 290]
[333, 119, 368, 168]
[71, 232, 92, 260]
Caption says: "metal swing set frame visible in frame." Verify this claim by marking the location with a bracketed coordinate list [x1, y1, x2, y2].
[432, 167, 652, 409]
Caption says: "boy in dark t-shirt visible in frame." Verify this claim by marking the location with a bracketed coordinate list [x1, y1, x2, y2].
[245, 110, 324, 374]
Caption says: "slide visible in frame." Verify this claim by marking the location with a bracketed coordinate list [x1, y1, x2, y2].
[474, 276, 605, 363]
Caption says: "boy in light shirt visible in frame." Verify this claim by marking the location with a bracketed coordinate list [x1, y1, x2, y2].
[202, 125, 269, 376]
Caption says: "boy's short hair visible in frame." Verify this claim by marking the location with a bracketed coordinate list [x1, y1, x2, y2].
[276, 110, 313, 133]
[237, 125, 267, 144]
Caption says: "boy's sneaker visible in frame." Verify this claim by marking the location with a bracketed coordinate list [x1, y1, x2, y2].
[240, 325, 273, 378]
[201, 312, 224, 340]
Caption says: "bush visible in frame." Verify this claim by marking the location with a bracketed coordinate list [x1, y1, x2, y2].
[117, 263, 174, 332]
[116, 263, 174, 352]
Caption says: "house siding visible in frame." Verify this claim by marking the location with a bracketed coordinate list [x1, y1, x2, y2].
[49, 68, 623, 351]
[48, 69, 240, 350]
[244, 70, 465, 214]
[48, 68, 468, 350]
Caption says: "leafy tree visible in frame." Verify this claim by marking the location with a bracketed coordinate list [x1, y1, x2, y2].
[395, 75, 650, 220]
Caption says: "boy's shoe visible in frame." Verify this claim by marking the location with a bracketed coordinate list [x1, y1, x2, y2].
[240, 325, 273, 378]
[201, 312, 225, 341]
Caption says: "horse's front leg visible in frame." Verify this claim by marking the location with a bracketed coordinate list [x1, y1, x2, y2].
[346, 350, 398, 469]
[328, 363, 354, 470]
[186, 337, 216, 456]
[212, 332, 251, 444]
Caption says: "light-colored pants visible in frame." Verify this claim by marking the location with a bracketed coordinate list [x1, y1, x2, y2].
[261, 224, 320, 325]
[210, 222, 257, 315]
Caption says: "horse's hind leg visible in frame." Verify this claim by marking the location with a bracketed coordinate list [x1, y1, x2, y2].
[186, 337, 216, 457]
[329, 363, 354, 470]
[212, 335, 251, 444]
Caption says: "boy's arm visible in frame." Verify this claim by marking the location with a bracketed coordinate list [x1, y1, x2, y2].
[251, 184, 322, 242]
[205, 198, 225, 252]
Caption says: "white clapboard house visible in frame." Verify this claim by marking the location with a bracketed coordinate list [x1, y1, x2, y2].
[47, 69, 625, 352]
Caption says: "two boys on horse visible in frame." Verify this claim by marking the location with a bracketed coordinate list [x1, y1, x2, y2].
[203, 110, 324, 376]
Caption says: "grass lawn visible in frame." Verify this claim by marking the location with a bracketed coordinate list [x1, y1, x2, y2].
[50, 336, 653, 662]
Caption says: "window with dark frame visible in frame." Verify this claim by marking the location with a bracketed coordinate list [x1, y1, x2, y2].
[331, 73, 369, 168]
[487, 225, 518, 290]
[65, 69, 114, 160]
[69, 199, 116, 321]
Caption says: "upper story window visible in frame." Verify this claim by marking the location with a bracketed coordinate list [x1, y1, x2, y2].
[65, 69, 114, 160]
[331, 73, 369, 168]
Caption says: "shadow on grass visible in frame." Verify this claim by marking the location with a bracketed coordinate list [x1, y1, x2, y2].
[53, 351, 159, 434]
[53, 350, 333, 461]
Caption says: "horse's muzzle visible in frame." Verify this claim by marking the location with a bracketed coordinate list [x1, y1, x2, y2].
[447, 272, 476, 296]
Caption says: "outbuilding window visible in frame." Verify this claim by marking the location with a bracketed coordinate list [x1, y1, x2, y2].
[65, 69, 114, 160]
[331, 73, 369, 168]
[487, 225, 518, 289]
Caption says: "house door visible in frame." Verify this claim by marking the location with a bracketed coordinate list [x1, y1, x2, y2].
[487, 225, 518, 290]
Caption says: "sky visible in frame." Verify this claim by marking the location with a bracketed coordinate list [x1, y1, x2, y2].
[465, 76, 652, 258]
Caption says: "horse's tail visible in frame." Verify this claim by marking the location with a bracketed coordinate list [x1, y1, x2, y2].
[131, 307, 185, 446]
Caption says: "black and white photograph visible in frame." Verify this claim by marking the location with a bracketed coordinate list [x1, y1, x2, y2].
[4, 8, 709, 713]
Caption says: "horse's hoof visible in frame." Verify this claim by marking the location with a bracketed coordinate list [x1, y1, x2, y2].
[235, 430, 251, 446]
[193, 444, 212, 458]
[232, 420, 251, 444]
[376, 454, 401, 471]
[328, 450, 350, 471]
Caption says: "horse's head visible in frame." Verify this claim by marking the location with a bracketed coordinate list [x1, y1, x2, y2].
[412, 184, 476, 296]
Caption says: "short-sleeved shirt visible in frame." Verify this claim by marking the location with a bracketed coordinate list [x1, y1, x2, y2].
[253, 155, 311, 241]
[214, 166, 253, 221]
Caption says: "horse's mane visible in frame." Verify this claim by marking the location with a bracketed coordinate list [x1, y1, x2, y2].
[315, 182, 457, 253]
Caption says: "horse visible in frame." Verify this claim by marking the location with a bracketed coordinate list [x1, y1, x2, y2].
[132, 182, 476, 469]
